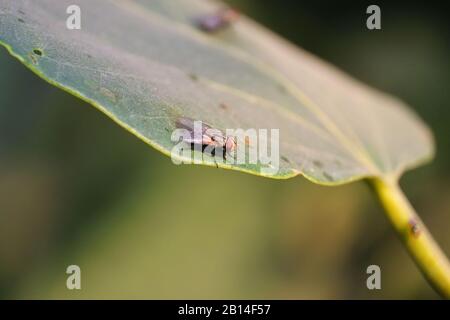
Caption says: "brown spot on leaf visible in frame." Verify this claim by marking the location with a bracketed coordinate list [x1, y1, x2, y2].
[100, 87, 117, 103]
[219, 103, 229, 110]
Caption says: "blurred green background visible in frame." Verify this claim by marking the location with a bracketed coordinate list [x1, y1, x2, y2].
[0, 0, 449, 299]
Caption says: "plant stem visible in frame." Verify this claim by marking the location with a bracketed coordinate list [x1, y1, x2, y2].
[371, 177, 450, 298]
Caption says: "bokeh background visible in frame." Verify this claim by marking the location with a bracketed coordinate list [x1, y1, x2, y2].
[0, 0, 449, 299]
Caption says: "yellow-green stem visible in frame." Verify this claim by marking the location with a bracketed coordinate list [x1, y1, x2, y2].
[371, 177, 450, 298]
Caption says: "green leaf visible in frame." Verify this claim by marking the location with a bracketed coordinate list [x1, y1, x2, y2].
[3, 0, 450, 299]
[0, 0, 434, 184]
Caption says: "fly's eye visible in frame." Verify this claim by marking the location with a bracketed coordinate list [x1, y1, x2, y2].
[222, 9, 239, 22]
[202, 134, 214, 145]
[226, 137, 236, 151]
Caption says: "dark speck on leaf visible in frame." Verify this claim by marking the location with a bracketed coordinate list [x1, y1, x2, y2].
[409, 219, 421, 237]
[18, 18, 25, 23]
[219, 103, 228, 110]
[313, 160, 323, 168]
[323, 172, 334, 181]
[188, 72, 198, 81]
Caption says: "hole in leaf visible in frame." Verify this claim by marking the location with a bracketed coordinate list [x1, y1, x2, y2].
[33, 49, 43, 56]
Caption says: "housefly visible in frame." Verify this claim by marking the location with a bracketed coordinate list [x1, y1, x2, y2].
[196, 8, 239, 32]
[175, 116, 236, 159]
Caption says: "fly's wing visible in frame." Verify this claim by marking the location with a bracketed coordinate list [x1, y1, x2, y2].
[176, 117, 212, 134]
[182, 136, 205, 145]
[176, 117, 203, 145]
[175, 117, 195, 131]
[204, 127, 227, 144]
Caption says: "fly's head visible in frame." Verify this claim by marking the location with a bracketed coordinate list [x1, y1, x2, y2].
[225, 136, 236, 154]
